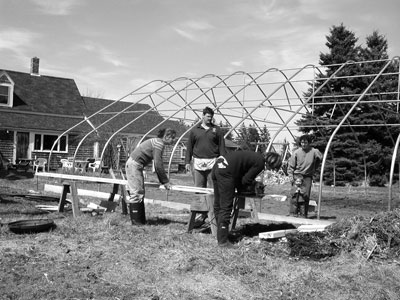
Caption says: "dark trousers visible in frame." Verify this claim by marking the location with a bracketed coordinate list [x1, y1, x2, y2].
[212, 165, 235, 244]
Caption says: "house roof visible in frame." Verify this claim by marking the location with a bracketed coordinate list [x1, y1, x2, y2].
[1, 70, 84, 115]
[82, 97, 189, 137]
[0, 69, 86, 133]
[0, 68, 188, 136]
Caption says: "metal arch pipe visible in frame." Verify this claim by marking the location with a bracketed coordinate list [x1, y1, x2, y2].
[266, 63, 350, 152]
[136, 72, 258, 149]
[79, 75, 200, 164]
[317, 59, 395, 219]
[165, 70, 260, 177]
[388, 56, 400, 210]
[215, 68, 281, 139]
[135, 74, 223, 147]
[167, 69, 271, 170]
[149, 74, 222, 124]
[248, 67, 314, 140]
[46, 79, 167, 171]
[388, 133, 400, 211]
[97, 75, 215, 166]
[72, 77, 188, 168]
[213, 72, 263, 134]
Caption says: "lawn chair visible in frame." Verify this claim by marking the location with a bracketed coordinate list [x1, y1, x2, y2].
[33, 158, 47, 173]
[60, 159, 73, 171]
[88, 160, 101, 172]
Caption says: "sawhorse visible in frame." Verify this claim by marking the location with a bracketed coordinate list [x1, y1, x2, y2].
[187, 194, 217, 236]
[57, 181, 81, 218]
[230, 194, 259, 230]
[57, 180, 128, 218]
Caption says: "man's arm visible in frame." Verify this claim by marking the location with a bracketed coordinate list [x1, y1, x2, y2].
[185, 132, 194, 165]
[217, 127, 227, 156]
[287, 152, 296, 181]
[185, 132, 194, 172]
[241, 157, 265, 186]
[313, 148, 323, 169]
[153, 146, 169, 185]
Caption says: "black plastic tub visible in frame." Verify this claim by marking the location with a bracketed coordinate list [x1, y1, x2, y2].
[8, 219, 56, 234]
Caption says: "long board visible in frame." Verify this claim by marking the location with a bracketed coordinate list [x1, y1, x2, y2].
[36, 172, 212, 194]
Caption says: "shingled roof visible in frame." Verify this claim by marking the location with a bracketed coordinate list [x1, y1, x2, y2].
[0, 69, 86, 133]
[0, 68, 187, 137]
[82, 97, 189, 137]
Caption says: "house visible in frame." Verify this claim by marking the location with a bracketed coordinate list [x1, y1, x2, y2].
[0, 57, 188, 171]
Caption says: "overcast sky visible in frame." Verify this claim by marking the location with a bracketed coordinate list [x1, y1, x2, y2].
[1, 0, 399, 100]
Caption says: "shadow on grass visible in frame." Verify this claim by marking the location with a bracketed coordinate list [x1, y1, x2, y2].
[0, 170, 34, 181]
[146, 217, 187, 226]
[230, 222, 297, 243]
[308, 215, 337, 220]
[0, 197, 17, 204]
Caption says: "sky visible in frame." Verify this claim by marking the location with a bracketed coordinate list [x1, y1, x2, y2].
[1, 0, 399, 101]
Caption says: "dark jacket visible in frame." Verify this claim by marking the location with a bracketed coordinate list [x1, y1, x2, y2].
[219, 151, 265, 188]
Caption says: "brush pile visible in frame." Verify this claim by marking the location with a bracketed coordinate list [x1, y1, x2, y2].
[286, 209, 400, 260]
[259, 170, 291, 185]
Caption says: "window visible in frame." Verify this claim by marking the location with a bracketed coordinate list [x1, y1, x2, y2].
[0, 72, 14, 107]
[0, 86, 9, 104]
[34, 134, 67, 152]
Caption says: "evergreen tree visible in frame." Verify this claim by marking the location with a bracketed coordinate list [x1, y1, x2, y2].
[235, 123, 271, 152]
[296, 24, 399, 186]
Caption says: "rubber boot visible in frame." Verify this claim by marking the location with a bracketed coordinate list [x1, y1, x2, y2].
[304, 199, 309, 218]
[129, 200, 146, 225]
[218, 224, 235, 248]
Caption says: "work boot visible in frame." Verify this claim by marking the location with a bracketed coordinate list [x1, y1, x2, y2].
[217, 223, 229, 245]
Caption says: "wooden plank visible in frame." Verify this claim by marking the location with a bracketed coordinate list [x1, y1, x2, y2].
[257, 212, 334, 226]
[57, 183, 70, 212]
[204, 194, 217, 237]
[45, 184, 122, 199]
[247, 197, 259, 222]
[37, 172, 127, 184]
[259, 229, 298, 239]
[69, 181, 81, 218]
[45, 184, 191, 211]
[297, 224, 330, 232]
[144, 198, 190, 210]
[38, 172, 211, 194]
[160, 185, 213, 194]
[37, 172, 159, 186]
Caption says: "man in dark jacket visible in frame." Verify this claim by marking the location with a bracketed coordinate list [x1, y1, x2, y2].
[212, 150, 282, 247]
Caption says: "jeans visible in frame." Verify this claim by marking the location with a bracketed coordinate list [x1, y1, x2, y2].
[193, 168, 214, 188]
[125, 158, 145, 203]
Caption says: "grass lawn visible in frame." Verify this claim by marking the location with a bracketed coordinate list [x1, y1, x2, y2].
[1, 169, 400, 300]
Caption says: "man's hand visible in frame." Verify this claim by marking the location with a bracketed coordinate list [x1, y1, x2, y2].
[185, 163, 191, 173]
[163, 182, 172, 190]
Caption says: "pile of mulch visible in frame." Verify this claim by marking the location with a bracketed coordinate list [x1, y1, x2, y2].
[286, 209, 400, 260]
